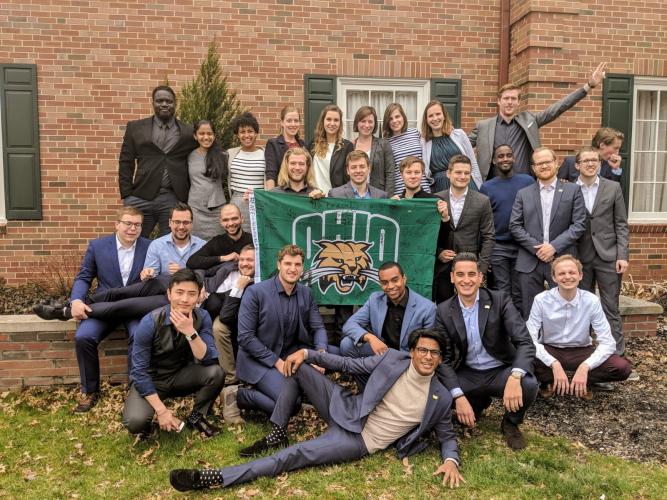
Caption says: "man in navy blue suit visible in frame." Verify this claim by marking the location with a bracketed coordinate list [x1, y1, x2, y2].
[169, 328, 464, 491]
[235, 244, 330, 414]
[36, 207, 150, 412]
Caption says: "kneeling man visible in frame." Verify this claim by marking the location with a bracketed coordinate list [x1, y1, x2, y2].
[169, 329, 463, 491]
[526, 255, 632, 399]
[122, 269, 224, 437]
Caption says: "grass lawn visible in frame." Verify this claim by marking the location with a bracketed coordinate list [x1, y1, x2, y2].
[0, 386, 665, 499]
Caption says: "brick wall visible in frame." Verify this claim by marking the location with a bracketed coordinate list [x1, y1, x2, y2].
[1, 0, 667, 285]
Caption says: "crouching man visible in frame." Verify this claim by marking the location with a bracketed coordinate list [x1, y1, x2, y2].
[122, 269, 224, 438]
[169, 329, 464, 491]
[526, 255, 631, 399]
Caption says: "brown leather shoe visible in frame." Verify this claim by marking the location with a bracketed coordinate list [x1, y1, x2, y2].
[501, 415, 526, 450]
[73, 392, 99, 413]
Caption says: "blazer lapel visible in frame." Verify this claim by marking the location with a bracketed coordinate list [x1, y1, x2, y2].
[531, 183, 544, 234]
[449, 298, 467, 347]
[360, 357, 410, 418]
[549, 182, 565, 225]
[591, 178, 605, 215]
[369, 137, 380, 164]
[400, 294, 417, 345]
[127, 240, 145, 283]
[375, 296, 389, 339]
[477, 290, 491, 341]
[106, 236, 123, 285]
[412, 378, 443, 436]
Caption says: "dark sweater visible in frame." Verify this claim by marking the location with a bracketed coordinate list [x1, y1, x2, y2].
[186, 231, 254, 270]
[480, 174, 534, 241]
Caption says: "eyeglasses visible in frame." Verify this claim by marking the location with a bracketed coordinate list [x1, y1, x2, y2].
[170, 219, 192, 226]
[415, 346, 442, 358]
[118, 220, 142, 229]
[576, 159, 600, 165]
[533, 160, 554, 168]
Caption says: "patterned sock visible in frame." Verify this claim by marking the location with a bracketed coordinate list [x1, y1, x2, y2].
[198, 469, 224, 487]
[265, 423, 288, 445]
[187, 411, 202, 427]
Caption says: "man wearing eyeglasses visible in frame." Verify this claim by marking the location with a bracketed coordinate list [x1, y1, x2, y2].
[141, 203, 206, 279]
[509, 147, 587, 318]
[33, 206, 151, 412]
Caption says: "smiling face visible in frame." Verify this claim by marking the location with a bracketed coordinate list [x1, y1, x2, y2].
[447, 161, 472, 190]
[115, 214, 143, 247]
[497, 89, 520, 120]
[220, 204, 243, 237]
[347, 157, 370, 186]
[167, 279, 200, 315]
[277, 253, 304, 286]
[169, 209, 193, 242]
[281, 111, 301, 141]
[323, 110, 341, 138]
[153, 90, 176, 122]
[388, 109, 405, 134]
[287, 154, 308, 183]
[402, 161, 424, 191]
[194, 122, 215, 150]
[379, 265, 407, 304]
[425, 103, 445, 134]
[450, 260, 483, 301]
[552, 258, 583, 293]
[237, 125, 257, 149]
[356, 113, 376, 137]
[410, 337, 442, 376]
[493, 145, 515, 175]
[238, 248, 256, 277]
[531, 149, 559, 183]
[575, 151, 601, 180]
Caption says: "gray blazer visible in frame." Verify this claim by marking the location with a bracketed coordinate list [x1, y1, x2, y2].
[577, 177, 629, 264]
[509, 180, 587, 273]
[328, 181, 387, 199]
[469, 86, 589, 179]
[367, 136, 395, 195]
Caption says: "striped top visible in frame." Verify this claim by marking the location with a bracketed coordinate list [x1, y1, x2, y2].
[388, 128, 431, 195]
[228, 149, 265, 193]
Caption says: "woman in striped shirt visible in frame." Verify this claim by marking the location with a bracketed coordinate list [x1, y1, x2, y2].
[382, 103, 431, 195]
[227, 112, 266, 231]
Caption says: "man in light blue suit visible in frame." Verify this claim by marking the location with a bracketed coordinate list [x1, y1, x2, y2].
[340, 261, 436, 388]
[170, 329, 464, 491]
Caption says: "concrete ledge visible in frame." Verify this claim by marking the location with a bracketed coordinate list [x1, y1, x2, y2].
[619, 295, 664, 316]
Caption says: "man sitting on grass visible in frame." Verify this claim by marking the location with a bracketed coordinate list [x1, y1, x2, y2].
[526, 255, 632, 399]
[169, 329, 464, 491]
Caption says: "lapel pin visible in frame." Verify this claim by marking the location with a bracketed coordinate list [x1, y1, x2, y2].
[484, 304, 490, 309]
[558, 188, 563, 192]
[432, 394, 439, 400]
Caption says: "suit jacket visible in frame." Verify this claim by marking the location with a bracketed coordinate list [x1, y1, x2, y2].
[367, 136, 395, 195]
[509, 180, 587, 273]
[236, 277, 328, 384]
[118, 116, 198, 201]
[307, 139, 355, 189]
[70, 234, 150, 302]
[264, 135, 305, 183]
[307, 349, 459, 463]
[342, 289, 436, 350]
[434, 189, 495, 274]
[557, 155, 622, 184]
[202, 262, 253, 328]
[328, 181, 387, 199]
[469, 87, 589, 179]
[577, 177, 629, 264]
[435, 288, 535, 390]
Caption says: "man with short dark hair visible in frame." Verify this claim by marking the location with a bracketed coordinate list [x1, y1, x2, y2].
[328, 150, 387, 199]
[169, 329, 463, 491]
[122, 269, 224, 438]
[119, 85, 198, 237]
[436, 253, 537, 450]
[470, 63, 607, 178]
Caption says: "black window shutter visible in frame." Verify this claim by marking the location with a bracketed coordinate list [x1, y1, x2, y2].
[430, 78, 462, 129]
[304, 75, 336, 145]
[602, 74, 634, 204]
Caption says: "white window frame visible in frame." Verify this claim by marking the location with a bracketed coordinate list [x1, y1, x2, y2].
[336, 77, 430, 140]
[629, 76, 667, 223]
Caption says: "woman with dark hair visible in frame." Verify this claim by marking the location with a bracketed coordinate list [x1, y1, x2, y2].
[307, 104, 354, 194]
[353, 106, 395, 194]
[188, 120, 228, 240]
[382, 103, 431, 195]
[421, 100, 482, 191]
[227, 112, 266, 231]
[264, 105, 305, 190]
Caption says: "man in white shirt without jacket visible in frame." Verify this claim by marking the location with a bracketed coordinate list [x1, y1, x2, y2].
[526, 255, 631, 399]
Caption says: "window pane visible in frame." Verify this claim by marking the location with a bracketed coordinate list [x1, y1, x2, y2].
[657, 183, 667, 212]
[371, 91, 393, 132]
[636, 90, 658, 120]
[632, 183, 653, 212]
[658, 122, 667, 151]
[656, 153, 667, 182]
[396, 91, 418, 129]
[634, 121, 657, 151]
[633, 152, 655, 182]
[660, 91, 667, 120]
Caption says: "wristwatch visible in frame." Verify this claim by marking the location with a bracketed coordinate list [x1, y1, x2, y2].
[186, 331, 199, 342]
[510, 370, 524, 380]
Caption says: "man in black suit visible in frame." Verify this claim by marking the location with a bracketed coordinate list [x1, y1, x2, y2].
[119, 85, 198, 237]
[433, 155, 495, 303]
[436, 253, 537, 450]
[509, 147, 587, 318]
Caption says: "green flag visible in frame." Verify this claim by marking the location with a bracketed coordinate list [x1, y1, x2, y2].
[250, 190, 441, 305]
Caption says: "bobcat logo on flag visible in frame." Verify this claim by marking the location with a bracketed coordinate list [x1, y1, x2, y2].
[306, 240, 376, 294]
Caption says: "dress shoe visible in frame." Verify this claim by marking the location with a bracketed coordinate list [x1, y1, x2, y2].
[33, 303, 71, 321]
[501, 415, 526, 450]
[538, 384, 555, 399]
[73, 392, 99, 413]
[239, 435, 288, 457]
[170, 469, 223, 491]
[593, 382, 615, 391]
[187, 414, 220, 438]
[221, 385, 245, 425]
[626, 370, 640, 382]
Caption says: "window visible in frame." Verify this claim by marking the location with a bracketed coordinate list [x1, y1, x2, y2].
[336, 78, 430, 139]
[629, 77, 667, 221]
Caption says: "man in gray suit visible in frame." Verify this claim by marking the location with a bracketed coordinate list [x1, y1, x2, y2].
[328, 150, 387, 199]
[434, 154, 495, 303]
[469, 62, 607, 179]
[169, 329, 464, 490]
[509, 147, 587, 318]
[575, 147, 630, 356]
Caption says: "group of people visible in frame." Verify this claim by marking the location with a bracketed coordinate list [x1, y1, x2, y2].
[31, 59, 638, 491]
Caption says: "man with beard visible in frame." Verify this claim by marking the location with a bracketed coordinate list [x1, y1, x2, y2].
[119, 86, 198, 237]
[480, 145, 534, 310]
[186, 204, 254, 271]
[271, 147, 325, 198]
[509, 147, 587, 318]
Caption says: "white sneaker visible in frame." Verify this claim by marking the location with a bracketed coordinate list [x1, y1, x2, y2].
[626, 370, 640, 381]
[221, 385, 245, 424]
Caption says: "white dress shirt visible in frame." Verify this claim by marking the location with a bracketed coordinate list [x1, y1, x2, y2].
[526, 287, 616, 370]
[116, 236, 137, 286]
[215, 270, 245, 298]
[576, 176, 600, 213]
[449, 188, 468, 227]
[539, 179, 557, 243]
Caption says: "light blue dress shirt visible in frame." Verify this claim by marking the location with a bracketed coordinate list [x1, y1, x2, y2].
[144, 233, 206, 275]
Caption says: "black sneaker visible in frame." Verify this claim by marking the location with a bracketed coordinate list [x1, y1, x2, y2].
[239, 435, 288, 457]
[169, 469, 223, 491]
[501, 415, 526, 450]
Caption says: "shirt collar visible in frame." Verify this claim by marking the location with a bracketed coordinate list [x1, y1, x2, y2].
[576, 176, 599, 188]
[168, 234, 192, 248]
[539, 178, 557, 192]
[386, 288, 410, 308]
[449, 188, 468, 202]
[274, 275, 296, 296]
[458, 290, 480, 311]
[116, 235, 137, 252]
[154, 115, 176, 129]
[497, 113, 516, 125]
[351, 185, 370, 198]
[553, 287, 580, 308]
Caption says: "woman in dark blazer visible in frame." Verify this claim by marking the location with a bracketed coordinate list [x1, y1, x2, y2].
[307, 104, 354, 194]
[352, 106, 395, 195]
[264, 105, 305, 190]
